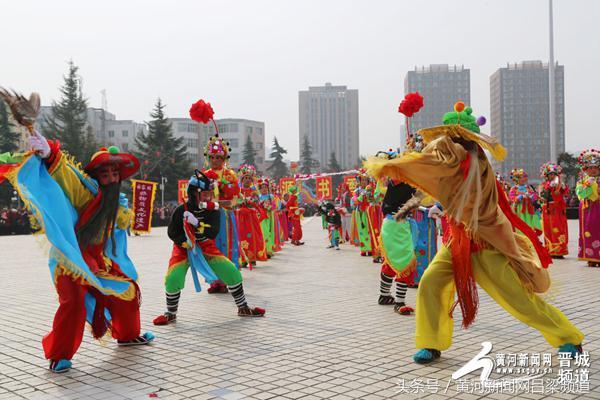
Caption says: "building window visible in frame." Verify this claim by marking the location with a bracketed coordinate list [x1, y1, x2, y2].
[229, 139, 239, 148]
[122, 130, 128, 137]
[108, 130, 115, 138]
[245, 126, 252, 134]
[257, 127, 263, 135]
[230, 124, 239, 133]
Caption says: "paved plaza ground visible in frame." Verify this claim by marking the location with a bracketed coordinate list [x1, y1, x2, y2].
[0, 218, 598, 399]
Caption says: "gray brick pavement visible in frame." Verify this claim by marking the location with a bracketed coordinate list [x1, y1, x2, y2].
[0, 218, 597, 399]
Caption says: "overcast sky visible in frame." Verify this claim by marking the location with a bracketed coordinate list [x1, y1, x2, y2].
[1, 0, 598, 159]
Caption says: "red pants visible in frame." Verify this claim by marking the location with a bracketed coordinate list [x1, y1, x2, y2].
[291, 219, 303, 241]
[42, 272, 141, 361]
[381, 262, 413, 285]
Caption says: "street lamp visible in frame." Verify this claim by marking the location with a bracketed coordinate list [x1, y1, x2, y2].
[160, 176, 168, 207]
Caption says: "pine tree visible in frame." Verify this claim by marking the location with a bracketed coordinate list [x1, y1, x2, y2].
[300, 135, 318, 174]
[43, 61, 97, 162]
[0, 100, 20, 153]
[267, 137, 289, 179]
[135, 99, 191, 201]
[558, 152, 579, 188]
[327, 151, 341, 172]
[242, 134, 257, 166]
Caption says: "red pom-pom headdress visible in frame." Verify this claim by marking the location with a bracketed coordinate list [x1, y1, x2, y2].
[398, 92, 424, 151]
[190, 98, 233, 164]
[398, 92, 424, 118]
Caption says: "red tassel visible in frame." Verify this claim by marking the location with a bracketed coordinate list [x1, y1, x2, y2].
[448, 220, 479, 329]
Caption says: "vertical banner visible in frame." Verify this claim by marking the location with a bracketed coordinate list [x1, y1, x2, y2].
[178, 179, 189, 204]
[279, 177, 296, 194]
[344, 176, 357, 192]
[316, 176, 333, 200]
[131, 179, 158, 234]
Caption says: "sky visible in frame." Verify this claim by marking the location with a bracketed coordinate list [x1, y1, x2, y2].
[1, 0, 599, 160]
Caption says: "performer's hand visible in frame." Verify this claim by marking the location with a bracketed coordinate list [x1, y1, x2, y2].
[183, 211, 199, 227]
[29, 130, 51, 158]
[428, 204, 443, 219]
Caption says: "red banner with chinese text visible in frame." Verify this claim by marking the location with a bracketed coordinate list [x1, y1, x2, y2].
[344, 176, 357, 192]
[178, 180, 189, 204]
[315, 176, 333, 200]
[131, 179, 157, 234]
[279, 177, 296, 194]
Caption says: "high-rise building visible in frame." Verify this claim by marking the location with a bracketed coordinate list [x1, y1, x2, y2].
[404, 64, 470, 132]
[490, 61, 565, 180]
[298, 83, 359, 170]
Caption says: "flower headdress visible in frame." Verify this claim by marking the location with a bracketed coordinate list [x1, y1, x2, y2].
[578, 149, 600, 169]
[509, 168, 528, 184]
[540, 162, 562, 178]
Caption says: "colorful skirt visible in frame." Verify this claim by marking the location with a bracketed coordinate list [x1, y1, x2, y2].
[542, 203, 569, 256]
[578, 199, 600, 262]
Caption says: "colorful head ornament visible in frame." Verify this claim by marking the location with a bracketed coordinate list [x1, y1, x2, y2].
[442, 101, 486, 134]
[189, 98, 232, 164]
[540, 162, 562, 179]
[578, 149, 600, 169]
[375, 148, 399, 160]
[204, 135, 231, 160]
[258, 177, 270, 187]
[398, 92, 424, 151]
[84, 145, 140, 180]
[238, 164, 256, 179]
[509, 168, 528, 183]
[188, 169, 217, 192]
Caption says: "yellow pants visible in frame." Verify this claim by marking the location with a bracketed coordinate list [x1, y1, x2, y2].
[416, 246, 584, 351]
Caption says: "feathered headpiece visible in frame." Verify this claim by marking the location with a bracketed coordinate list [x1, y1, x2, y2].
[509, 168, 528, 184]
[540, 162, 562, 178]
[0, 88, 40, 130]
[578, 149, 600, 168]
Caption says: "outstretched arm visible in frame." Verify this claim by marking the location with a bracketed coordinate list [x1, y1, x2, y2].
[29, 130, 93, 212]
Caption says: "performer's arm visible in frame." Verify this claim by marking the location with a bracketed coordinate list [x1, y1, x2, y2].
[365, 136, 464, 202]
[167, 205, 187, 246]
[30, 131, 93, 212]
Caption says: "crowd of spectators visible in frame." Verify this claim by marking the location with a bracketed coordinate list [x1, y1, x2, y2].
[0, 207, 32, 235]
[151, 204, 177, 227]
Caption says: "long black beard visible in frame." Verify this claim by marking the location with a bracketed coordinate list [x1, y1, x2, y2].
[77, 182, 121, 252]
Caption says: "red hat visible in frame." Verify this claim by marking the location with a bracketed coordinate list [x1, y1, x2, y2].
[84, 146, 140, 180]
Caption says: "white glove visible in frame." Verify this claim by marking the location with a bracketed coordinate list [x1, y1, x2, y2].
[28, 130, 51, 159]
[428, 204, 443, 219]
[183, 211, 199, 227]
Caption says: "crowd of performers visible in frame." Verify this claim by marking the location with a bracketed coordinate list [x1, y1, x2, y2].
[0, 94, 302, 373]
[317, 98, 596, 365]
[0, 89, 597, 374]
[494, 154, 599, 267]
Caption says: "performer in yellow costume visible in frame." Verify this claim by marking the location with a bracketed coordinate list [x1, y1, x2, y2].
[366, 102, 584, 364]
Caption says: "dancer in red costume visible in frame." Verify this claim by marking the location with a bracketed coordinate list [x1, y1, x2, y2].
[538, 163, 569, 258]
[287, 185, 304, 245]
